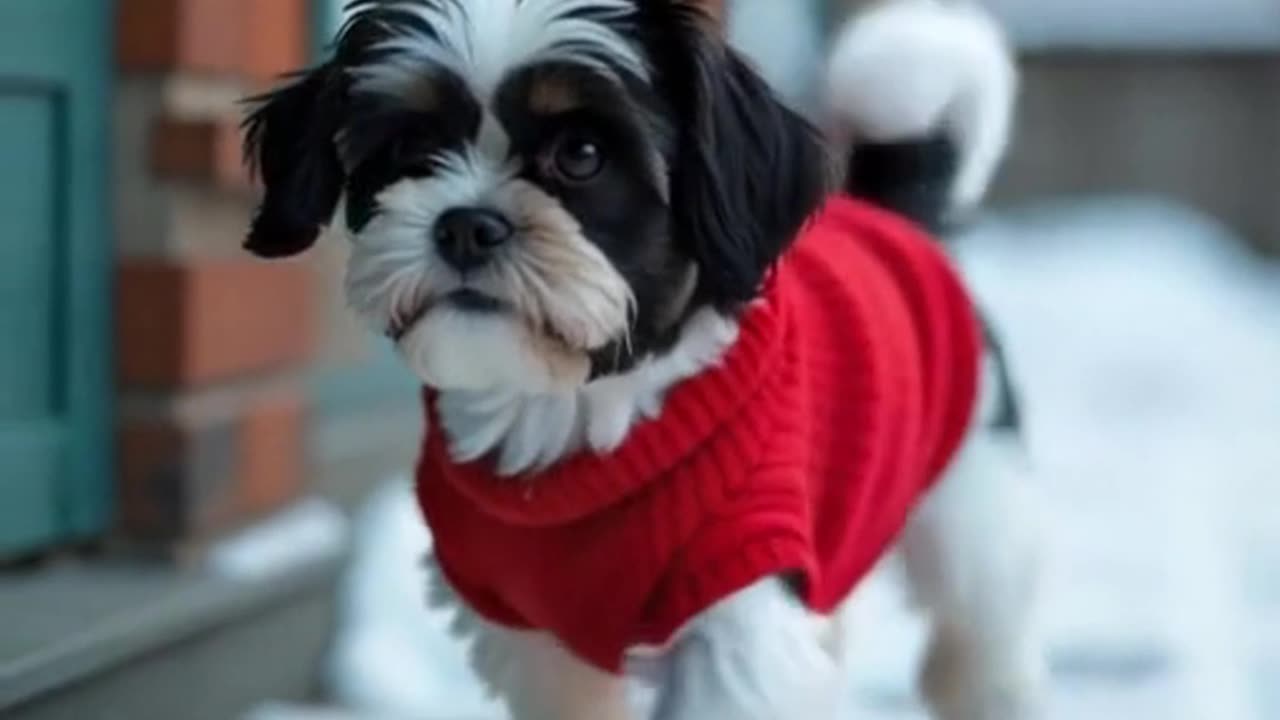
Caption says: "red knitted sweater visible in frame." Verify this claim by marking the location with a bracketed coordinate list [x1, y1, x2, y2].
[416, 197, 981, 674]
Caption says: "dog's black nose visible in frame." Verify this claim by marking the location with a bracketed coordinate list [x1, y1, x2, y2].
[433, 207, 513, 272]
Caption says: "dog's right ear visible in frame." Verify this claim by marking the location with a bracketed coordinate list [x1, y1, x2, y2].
[640, 1, 826, 307]
[242, 62, 347, 258]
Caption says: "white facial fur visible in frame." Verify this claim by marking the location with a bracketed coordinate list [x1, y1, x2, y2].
[350, 0, 648, 104]
[343, 147, 636, 393]
[340, 0, 651, 394]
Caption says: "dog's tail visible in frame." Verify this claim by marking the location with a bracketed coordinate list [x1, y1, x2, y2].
[826, 0, 1017, 233]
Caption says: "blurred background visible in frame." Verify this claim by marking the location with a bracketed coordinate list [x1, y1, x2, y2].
[0, 1, 1277, 718]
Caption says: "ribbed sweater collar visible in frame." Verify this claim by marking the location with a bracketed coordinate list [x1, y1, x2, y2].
[422, 278, 792, 528]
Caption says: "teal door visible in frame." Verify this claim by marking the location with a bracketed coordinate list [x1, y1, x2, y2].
[0, 2, 111, 555]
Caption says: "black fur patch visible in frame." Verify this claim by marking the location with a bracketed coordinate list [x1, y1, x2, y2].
[634, 0, 827, 309]
[845, 135, 958, 235]
[979, 312, 1023, 434]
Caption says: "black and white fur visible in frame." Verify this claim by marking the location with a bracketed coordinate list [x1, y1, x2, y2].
[242, 0, 1043, 718]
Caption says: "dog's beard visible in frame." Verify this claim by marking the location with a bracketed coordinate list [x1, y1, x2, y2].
[397, 310, 592, 392]
[344, 151, 636, 393]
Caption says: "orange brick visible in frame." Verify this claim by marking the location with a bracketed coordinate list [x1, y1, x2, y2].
[150, 115, 249, 190]
[117, 0, 182, 71]
[243, 0, 310, 82]
[117, 257, 316, 388]
[238, 393, 304, 515]
[117, 384, 307, 543]
[117, 0, 307, 80]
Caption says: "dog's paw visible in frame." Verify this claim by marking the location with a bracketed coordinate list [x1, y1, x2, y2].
[653, 580, 844, 720]
[654, 632, 840, 720]
[921, 629, 1048, 720]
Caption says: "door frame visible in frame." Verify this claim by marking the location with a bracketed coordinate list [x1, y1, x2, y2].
[0, 0, 113, 553]
[64, 0, 114, 543]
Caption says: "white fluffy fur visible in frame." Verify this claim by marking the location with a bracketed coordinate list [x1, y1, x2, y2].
[827, 0, 1018, 211]
[344, 148, 504, 333]
[347, 0, 647, 197]
[901, 430, 1047, 719]
[435, 307, 738, 475]
[426, 557, 635, 720]
[350, 0, 647, 102]
[399, 310, 592, 392]
[650, 578, 846, 720]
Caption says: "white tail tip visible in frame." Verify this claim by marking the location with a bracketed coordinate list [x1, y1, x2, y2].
[827, 0, 1018, 211]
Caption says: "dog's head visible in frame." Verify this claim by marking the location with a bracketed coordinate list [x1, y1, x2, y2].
[243, 0, 824, 393]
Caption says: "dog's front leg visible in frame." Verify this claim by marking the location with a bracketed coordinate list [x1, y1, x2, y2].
[652, 578, 844, 720]
[426, 559, 634, 720]
[470, 623, 636, 720]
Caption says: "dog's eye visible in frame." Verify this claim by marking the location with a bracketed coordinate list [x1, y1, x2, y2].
[551, 132, 605, 182]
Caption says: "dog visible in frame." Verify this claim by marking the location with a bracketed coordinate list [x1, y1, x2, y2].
[241, 1, 1044, 718]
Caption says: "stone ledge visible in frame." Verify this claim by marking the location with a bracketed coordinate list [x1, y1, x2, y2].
[0, 555, 337, 714]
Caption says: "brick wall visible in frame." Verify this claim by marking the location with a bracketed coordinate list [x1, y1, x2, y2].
[992, 53, 1280, 255]
[114, 0, 315, 551]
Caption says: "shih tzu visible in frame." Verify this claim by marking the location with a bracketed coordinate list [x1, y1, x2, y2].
[242, 0, 1043, 718]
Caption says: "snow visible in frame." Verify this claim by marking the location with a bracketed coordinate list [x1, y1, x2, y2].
[251, 196, 1280, 719]
[944, 197, 1280, 719]
[324, 479, 503, 720]
[206, 498, 349, 582]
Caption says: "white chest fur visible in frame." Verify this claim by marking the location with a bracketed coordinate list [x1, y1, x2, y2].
[432, 308, 739, 476]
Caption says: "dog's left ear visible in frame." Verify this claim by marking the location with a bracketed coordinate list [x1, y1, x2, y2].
[241, 62, 347, 258]
[646, 2, 827, 306]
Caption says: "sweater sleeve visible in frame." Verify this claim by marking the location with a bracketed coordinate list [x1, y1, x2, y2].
[821, 196, 982, 480]
[637, 470, 817, 648]
[859, 203, 981, 479]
